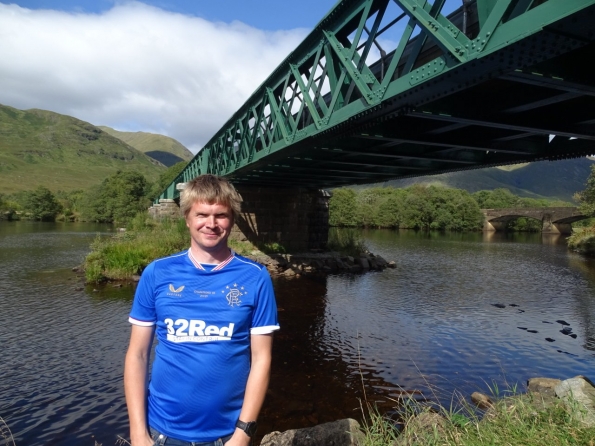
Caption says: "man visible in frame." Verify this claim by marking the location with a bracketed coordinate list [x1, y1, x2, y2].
[124, 174, 279, 446]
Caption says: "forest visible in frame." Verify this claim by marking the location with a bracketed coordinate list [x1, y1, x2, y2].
[329, 185, 573, 231]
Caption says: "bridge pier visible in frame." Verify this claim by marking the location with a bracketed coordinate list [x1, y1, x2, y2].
[149, 188, 330, 252]
[542, 216, 573, 235]
[483, 220, 507, 232]
[232, 187, 330, 252]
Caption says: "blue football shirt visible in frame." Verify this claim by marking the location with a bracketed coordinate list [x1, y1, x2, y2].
[129, 250, 279, 442]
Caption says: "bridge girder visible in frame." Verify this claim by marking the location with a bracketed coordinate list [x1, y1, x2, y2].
[159, 0, 595, 202]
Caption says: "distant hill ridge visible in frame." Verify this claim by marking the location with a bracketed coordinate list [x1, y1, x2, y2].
[98, 126, 193, 167]
[0, 103, 164, 194]
[383, 157, 594, 202]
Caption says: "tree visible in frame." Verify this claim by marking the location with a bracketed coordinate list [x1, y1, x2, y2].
[22, 186, 63, 221]
[329, 188, 357, 226]
[0, 194, 20, 220]
[148, 161, 188, 201]
[575, 165, 595, 217]
[81, 170, 149, 224]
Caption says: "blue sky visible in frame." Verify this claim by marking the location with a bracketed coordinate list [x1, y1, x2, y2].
[0, 0, 341, 152]
[3, 0, 339, 29]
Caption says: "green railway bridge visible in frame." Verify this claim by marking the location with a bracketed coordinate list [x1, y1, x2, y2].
[152, 0, 595, 251]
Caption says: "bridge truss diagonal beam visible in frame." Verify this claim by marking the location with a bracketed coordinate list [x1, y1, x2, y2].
[158, 0, 595, 200]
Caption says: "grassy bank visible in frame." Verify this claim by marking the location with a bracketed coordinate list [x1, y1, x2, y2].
[84, 214, 258, 282]
[84, 214, 370, 283]
[359, 388, 595, 446]
[567, 227, 595, 257]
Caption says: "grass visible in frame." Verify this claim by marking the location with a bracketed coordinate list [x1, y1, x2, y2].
[327, 227, 368, 257]
[358, 383, 595, 446]
[568, 226, 595, 256]
[0, 104, 163, 194]
[84, 215, 189, 282]
[0, 416, 15, 446]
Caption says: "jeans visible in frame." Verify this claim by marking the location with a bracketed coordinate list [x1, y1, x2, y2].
[150, 427, 234, 446]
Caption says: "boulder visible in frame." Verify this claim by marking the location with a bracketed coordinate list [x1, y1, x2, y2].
[283, 269, 297, 277]
[375, 256, 388, 267]
[527, 377, 561, 396]
[471, 392, 494, 410]
[554, 375, 595, 427]
[358, 257, 370, 270]
[260, 418, 363, 446]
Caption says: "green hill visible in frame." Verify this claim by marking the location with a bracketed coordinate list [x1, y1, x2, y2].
[98, 126, 194, 167]
[382, 157, 594, 202]
[0, 104, 165, 194]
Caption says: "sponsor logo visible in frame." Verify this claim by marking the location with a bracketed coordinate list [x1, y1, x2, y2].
[166, 284, 185, 297]
[164, 318, 234, 343]
[222, 283, 246, 307]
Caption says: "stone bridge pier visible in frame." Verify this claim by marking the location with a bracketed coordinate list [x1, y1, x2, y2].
[149, 186, 330, 252]
[482, 207, 586, 234]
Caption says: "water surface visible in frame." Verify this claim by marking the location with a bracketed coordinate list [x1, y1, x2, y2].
[1, 224, 594, 445]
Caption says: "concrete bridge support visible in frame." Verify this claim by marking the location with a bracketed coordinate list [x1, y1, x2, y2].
[148, 188, 330, 252]
[542, 215, 573, 234]
[232, 187, 330, 252]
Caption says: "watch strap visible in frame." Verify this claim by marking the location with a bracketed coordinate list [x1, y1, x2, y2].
[236, 419, 257, 437]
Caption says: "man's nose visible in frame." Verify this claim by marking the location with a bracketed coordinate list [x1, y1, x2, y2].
[205, 215, 217, 227]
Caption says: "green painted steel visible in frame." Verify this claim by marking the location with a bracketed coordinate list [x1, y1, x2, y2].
[158, 0, 595, 202]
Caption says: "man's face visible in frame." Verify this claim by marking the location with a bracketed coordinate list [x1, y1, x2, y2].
[185, 201, 233, 256]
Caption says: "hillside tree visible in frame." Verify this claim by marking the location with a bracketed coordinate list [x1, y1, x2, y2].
[22, 186, 63, 221]
[81, 170, 149, 224]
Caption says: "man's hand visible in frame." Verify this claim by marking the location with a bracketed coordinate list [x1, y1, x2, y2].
[223, 428, 251, 446]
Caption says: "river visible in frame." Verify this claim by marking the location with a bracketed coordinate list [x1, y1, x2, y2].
[1, 222, 594, 445]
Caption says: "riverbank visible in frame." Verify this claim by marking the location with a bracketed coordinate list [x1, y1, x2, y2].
[568, 227, 595, 256]
[262, 375, 595, 446]
[82, 216, 396, 283]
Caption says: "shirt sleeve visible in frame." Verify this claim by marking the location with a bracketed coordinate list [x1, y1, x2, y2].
[250, 267, 280, 334]
[129, 261, 157, 326]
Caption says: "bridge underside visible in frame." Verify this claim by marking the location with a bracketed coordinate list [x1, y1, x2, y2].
[159, 0, 595, 201]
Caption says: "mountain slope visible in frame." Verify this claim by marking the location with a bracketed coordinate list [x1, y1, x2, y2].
[0, 104, 164, 194]
[98, 126, 193, 167]
[381, 158, 594, 202]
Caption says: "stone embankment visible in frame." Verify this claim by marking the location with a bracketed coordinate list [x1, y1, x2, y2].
[246, 251, 396, 278]
[259, 375, 595, 445]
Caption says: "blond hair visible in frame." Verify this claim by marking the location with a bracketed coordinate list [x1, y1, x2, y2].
[180, 175, 242, 220]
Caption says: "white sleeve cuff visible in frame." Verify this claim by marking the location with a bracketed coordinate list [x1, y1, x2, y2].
[250, 325, 280, 334]
[128, 317, 155, 327]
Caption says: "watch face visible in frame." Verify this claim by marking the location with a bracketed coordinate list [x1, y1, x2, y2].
[246, 421, 257, 437]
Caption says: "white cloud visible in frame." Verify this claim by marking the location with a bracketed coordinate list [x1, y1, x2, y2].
[0, 2, 308, 152]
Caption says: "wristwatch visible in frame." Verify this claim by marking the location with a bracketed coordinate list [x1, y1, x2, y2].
[236, 419, 258, 437]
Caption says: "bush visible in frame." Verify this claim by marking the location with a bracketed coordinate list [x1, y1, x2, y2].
[84, 215, 189, 282]
[21, 186, 63, 221]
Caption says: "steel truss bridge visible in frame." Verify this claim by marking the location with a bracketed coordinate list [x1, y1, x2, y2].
[158, 0, 595, 201]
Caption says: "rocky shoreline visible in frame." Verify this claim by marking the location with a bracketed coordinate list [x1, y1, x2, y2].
[245, 251, 396, 278]
[258, 375, 595, 445]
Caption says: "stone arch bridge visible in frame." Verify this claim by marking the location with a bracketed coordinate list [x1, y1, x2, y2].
[482, 208, 588, 234]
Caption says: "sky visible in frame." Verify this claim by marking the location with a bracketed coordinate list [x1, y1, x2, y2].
[0, 0, 337, 153]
